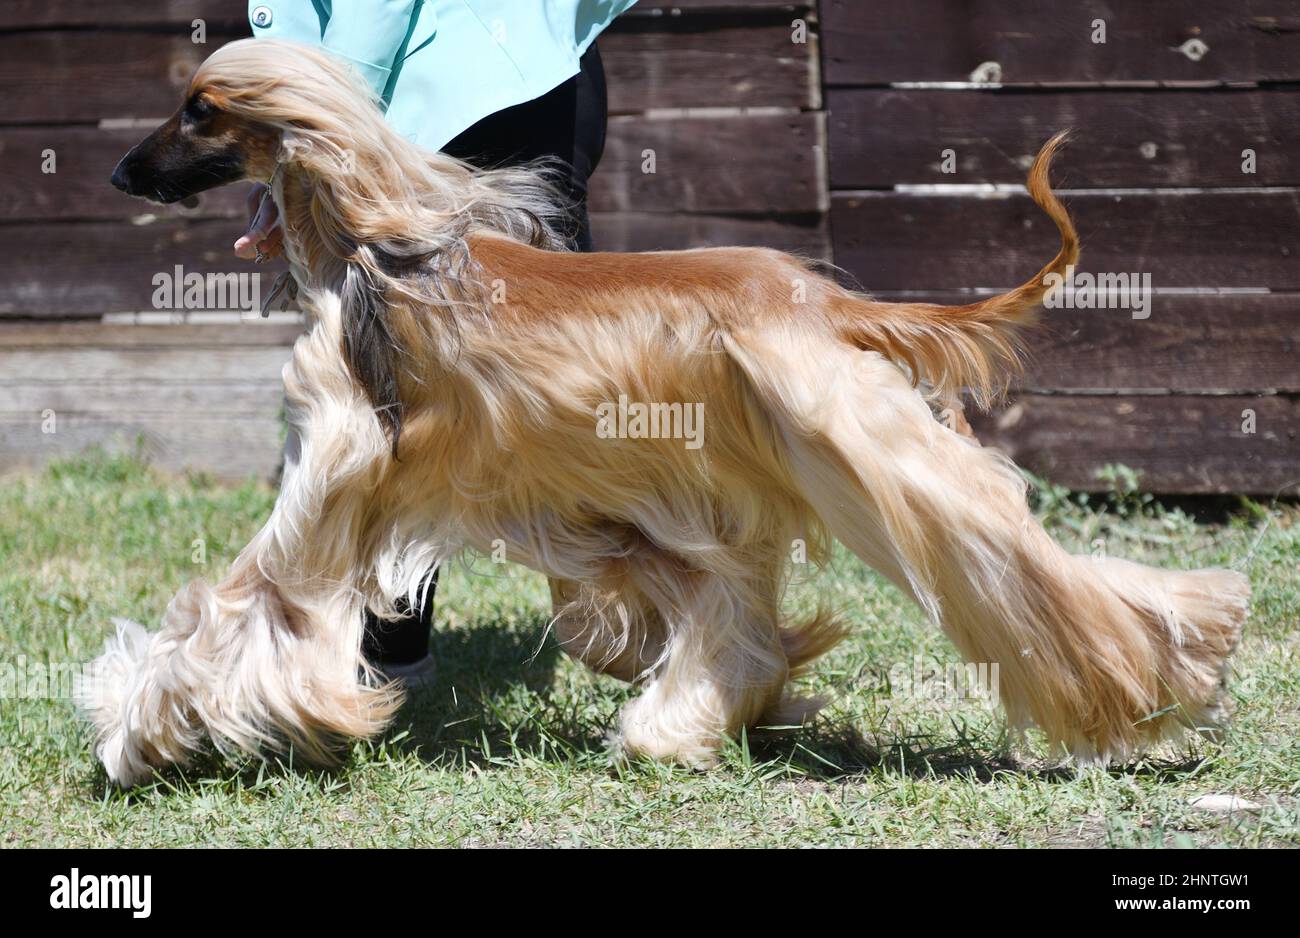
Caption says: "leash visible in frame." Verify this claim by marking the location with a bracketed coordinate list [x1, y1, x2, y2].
[260, 269, 299, 318]
[253, 161, 300, 317]
[252, 161, 283, 265]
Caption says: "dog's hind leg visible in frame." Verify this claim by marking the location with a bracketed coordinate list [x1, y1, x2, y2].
[732, 330, 1248, 762]
[548, 578, 667, 683]
[610, 549, 802, 768]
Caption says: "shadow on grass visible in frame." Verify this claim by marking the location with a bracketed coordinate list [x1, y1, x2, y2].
[379, 614, 620, 769]
[747, 720, 1208, 785]
[744, 722, 1058, 784]
[82, 741, 357, 804]
[81, 615, 1211, 797]
[392, 623, 1210, 785]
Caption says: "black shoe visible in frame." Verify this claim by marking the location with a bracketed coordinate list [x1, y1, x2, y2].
[375, 653, 438, 689]
[363, 568, 439, 682]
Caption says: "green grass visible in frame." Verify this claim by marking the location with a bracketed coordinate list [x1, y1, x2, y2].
[1, 451, 1297, 847]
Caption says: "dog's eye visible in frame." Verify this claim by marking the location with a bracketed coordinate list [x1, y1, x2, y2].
[185, 94, 217, 122]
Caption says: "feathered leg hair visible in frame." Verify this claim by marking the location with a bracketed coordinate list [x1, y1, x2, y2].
[78, 303, 403, 786]
[727, 326, 1247, 762]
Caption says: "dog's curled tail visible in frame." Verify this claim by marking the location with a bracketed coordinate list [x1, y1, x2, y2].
[836, 131, 1079, 409]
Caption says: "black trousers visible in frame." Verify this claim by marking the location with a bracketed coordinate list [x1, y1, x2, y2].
[362, 44, 608, 665]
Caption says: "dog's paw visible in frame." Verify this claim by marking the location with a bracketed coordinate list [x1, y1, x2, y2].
[75, 619, 159, 787]
[602, 726, 630, 767]
[616, 695, 724, 770]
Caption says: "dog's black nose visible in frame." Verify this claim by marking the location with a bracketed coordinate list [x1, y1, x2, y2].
[110, 160, 132, 194]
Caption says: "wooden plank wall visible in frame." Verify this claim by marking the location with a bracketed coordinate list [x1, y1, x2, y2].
[0, 0, 825, 478]
[823, 0, 1300, 494]
[3, 2, 1295, 493]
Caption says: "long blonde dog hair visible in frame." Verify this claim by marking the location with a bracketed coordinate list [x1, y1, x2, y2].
[81, 39, 1248, 785]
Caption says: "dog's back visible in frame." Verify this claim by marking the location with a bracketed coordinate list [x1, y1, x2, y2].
[463, 133, 1077, 416]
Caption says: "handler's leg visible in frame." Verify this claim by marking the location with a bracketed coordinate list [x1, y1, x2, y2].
[361, 568, 440, 684]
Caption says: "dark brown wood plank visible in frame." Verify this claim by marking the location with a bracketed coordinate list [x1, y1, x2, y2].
[870, 293, 1300, 393]
[0, 21, 817, 123]
[828, 88, 1300, 188]
[592, 112, 825, 214]
[830, 190, 1300, 291]
[968, 393, 1299, 494]
[0, 125, 247, 222]
[823, 0, 1300, 85]
[601, 18, 818, 113]
[591, 211, 829, 256]
[0, 214, 828, 317]
[0, 0, 807, 30]
[608, 0, 816, 8]
[0, 1, 245, 30]
[3, 113, 825, 221]
[1019, 295, 1300, 393]
[0, 32, 225, 123]
[0, 219, 286, 317]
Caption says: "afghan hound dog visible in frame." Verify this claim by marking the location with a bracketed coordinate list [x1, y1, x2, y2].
[83, 38, 1249, 786]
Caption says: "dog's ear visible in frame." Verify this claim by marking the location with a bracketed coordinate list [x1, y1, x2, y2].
[339, 254, 404, 455]
[306, 175, 406, 456]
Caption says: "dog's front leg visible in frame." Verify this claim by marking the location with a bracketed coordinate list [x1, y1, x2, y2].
[79, 530, 396, 787]
[80, 318, 402, 786]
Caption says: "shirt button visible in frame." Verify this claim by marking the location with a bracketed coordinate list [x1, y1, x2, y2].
[252, 6, 273, 28]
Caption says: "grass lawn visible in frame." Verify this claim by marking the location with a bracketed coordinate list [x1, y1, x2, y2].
[1, 451, 1296, 848]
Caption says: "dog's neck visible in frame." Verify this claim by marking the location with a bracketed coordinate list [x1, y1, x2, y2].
[269, 162, 476, 397]
[273, 166, 347, 297]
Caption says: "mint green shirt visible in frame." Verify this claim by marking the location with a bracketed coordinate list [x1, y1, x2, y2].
[247, 1, 637, 150]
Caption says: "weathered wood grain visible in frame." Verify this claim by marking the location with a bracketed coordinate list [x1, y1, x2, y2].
[968, 393, 1300, 494]
[1, 215, 830, 316]
[2, 113, 826, 221]
[0, 321, 292, 479]
[601, 17, 818, 113]
[1, 343, 293, 382]
[1024, 296, 1300, 393]
[822, 0, 1300, 85]
[0, 20, 817, 123]
[0, 321, 302, 347]
[0, 0, 809, 30]
[0, 326, 283, 479]
[0, 218, 287, 317]
[827, 89, 1300, 188]
[0, 380, 284, 417]
[0, 32, 214, 123]
[830, 190, 1300, 291]
[593, 112, 825, 214]
[0, 1, 245, 29]
[0, 125, 245, 221]
[870, 293, 1300, 393]
[591, 211, 829, 255]
[0, 415, 285, 480]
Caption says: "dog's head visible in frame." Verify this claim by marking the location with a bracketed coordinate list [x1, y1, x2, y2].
[109, 40, 431, 456]
[109, 82, 281, 205]
[109, 38, 375, 204]
[108, 39, 566, 457]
